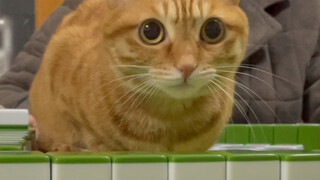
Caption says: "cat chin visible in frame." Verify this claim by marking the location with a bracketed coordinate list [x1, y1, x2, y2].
[159, 85, 206, 100]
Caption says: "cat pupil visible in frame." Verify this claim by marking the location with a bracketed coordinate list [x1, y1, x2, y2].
[205, 20, 222, 39]
[143, 22, 161, 40]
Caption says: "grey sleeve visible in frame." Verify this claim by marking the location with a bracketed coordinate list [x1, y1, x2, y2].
[0, 5, 73, 109]
[303, 26, 320, 123]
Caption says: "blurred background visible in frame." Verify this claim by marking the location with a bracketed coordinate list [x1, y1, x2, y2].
[0, 0, 63, 76]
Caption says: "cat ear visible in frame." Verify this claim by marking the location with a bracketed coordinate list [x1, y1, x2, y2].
[225, 0, 240, 5]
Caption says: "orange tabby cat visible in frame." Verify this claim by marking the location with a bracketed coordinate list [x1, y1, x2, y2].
[30, 0, 248, 152]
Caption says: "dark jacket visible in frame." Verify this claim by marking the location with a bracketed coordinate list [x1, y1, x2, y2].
[0, 0, 319, 123]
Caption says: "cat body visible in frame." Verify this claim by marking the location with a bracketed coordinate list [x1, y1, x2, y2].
[30, 0, 248, 152]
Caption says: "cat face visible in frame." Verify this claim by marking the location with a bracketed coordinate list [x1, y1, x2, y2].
[105, 0, 248, 100]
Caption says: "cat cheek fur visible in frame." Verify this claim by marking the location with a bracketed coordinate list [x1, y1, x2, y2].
[30, 0, 248, 152]
[225, 0, 240, 5]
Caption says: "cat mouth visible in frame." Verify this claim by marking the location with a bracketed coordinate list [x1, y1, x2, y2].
[170, 83, 193, 90]
[157, 81, 207, 99]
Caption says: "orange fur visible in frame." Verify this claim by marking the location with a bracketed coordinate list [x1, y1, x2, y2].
[30, 0, 248, 152]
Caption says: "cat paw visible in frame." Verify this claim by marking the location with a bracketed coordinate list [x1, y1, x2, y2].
[51, 144, 88, 152]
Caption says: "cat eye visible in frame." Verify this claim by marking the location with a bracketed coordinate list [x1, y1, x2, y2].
[200, 18, 225, 44]
[139, 19, 165, 45]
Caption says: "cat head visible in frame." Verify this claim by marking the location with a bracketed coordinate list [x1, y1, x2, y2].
[104, 0, 249, 100]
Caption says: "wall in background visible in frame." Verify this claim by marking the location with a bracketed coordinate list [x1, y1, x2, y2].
[0, 0, 63, 75]
[36, 0, 64, 29]
[0, 0, 35, 63]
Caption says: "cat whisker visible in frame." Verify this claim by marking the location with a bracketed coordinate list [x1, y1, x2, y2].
[217, 65, 295, 86]
[93, 77, 151, 111]
[246, 43, 303, 48]
[153, 77, 181, 82]
[214, 79, 268, 143]
[122, 83, 158, 121]
[94, 74, 150, 98]
[145, 85, 160, 103]
[206, 84, 226, 109]
[149, 68, 177, 73]
[198, 70, 217, 76]
[214, 74, 281, 123]
[116, 80, 153, 110]
[88, 66, 149, 82]
[99, 80, 153, 122]
[99, 74, 151, 89]
[114, 65, 151, 69]
[95, 81, 155, 131]
[207, 81, 256, 140]
[230, 117, 234, 124]
[117, 83, 158, 125]
[137, 84, 159, 107]
[247, 44, 270, 47]
[207, 81, 249, 125]
[216, 69, 289, 111]
[217, 63, 266, 70]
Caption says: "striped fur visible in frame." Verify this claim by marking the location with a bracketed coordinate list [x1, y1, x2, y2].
[30, 0, 248, 152]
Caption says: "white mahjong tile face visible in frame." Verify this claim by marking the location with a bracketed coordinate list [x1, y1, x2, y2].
[0, 163, 50, 180]
[227, 161, 280, 180]
[112, 154, 167, 180]
[52, 164, 111, 180]
[169, 162, 225, 180]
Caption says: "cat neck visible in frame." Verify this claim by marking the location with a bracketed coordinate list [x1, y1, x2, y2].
[109, 86, 220, 121]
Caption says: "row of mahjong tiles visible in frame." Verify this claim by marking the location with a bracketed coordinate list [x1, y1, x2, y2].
[2, 110, 320, 151]
[0, 110, 32, 151]
[2, 123, 320, 151]
[0, 151, 320, 180]
[1, 110, 320, 180]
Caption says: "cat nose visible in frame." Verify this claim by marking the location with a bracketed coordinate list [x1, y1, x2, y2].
[177, 64, 197, 82]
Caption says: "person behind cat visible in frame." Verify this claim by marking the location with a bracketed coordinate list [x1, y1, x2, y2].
[0, 0, 319, 128]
